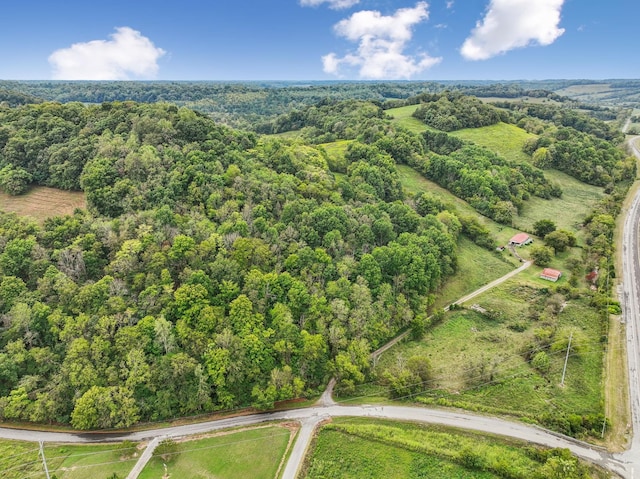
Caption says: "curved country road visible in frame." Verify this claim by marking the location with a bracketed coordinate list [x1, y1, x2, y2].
[0, 405, 629, 478]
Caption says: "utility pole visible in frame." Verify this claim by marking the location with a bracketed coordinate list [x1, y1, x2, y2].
[39, 441, 51, 479]
[560, 332, 573, 387]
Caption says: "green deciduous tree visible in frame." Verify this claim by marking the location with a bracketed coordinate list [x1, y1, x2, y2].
[70, 386, 139, 430]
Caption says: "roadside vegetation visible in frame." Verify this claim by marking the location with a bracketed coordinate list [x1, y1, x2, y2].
[303, 418, 610, 479]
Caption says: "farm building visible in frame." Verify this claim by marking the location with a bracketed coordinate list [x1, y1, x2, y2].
[540, 268, 562, 282]
[509, 233, 532, 246]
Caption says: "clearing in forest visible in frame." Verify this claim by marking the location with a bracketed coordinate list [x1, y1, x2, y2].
[0, 186, 86, 223]
[449, 122, 535, 163]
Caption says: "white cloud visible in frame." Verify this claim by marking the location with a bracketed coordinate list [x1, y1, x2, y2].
[300, 0, 360, 9]
[461, 0, 565, 61]
[49, 27, 165, 80]
[323, 2, 441, 79]
[446, 1, 454, 9]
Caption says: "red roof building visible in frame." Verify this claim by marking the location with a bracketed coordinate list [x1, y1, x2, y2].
[540, 268, 562, 282]
[509, 233, 531, 246]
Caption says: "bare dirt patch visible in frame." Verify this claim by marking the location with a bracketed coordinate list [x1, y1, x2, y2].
[0, 186, 86, 223]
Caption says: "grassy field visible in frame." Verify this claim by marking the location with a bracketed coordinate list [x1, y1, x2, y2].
[515, 169, 605, 237]
[397, 164, 521, 307]
[398, 143, 603, 245]
[272, 130, 303, 139]
[386, 104, 430, 134]
[376, 277, 605, 435]
[556, 83, 640, 107]
[449, 122, 535, 163]
[433, 236, 517, 309]
[397, 164, 521, 243]
[0, 439, 139, 479]
[139, 425, 293, 479]
[303, 418, 608, 479]
[0, 186, 86, 223]
[304, 421, 500, 479]
[319, 139, 352, 171]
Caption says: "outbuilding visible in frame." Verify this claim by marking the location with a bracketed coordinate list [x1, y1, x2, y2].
[540, 268, 562, 282]
[509, 233, 532, 247]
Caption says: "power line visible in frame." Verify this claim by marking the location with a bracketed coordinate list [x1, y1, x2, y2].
[39, 441, 50, 479]
[560, 331, 573, 387]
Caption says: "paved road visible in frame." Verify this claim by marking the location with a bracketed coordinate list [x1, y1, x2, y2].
[619, 135, 640, 478]
[126, 436, 162, 479]
[0, 405, 629, 477]
[280, 416, 325, 479]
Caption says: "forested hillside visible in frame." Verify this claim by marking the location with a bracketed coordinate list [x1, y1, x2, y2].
[0, 100, 459, 429]
[411, 92, 508, 131]
[1, 79, 627, 128]
[0, 89, 634, 431]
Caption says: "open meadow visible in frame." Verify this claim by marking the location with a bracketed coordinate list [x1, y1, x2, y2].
[386, 104, 432, 134]
[303, 418, 610, 479]
[449, 122, 535, 163]
[0, 438, 139, 479]
[515, 169, 604, 236]
[375, 276, 606, 439]
[139, 424, 294, 479]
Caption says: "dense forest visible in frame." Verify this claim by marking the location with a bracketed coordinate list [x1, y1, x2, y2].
[411, 92, 508, 131]
[1, 79, 628, 128]
[0, 84, 634, 431]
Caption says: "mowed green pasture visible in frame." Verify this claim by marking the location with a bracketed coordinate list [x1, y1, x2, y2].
[378, 278, 604, 425]
[433, 236, 517, 309]
[449, 122, 535, 163]
[386, 104, 430, 134]
[399, 148, 603, 245]
[304, 418, 608, 479]
[0, 439, 138, 479]
[139, 425, 292, 479]
[515, 169, 604, 239]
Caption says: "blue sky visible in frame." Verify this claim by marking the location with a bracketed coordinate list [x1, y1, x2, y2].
[0, 0, 637, 81]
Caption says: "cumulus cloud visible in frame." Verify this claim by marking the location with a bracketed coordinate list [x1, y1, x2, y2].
[300, 0, 360, 9]
[49, 27, 165, 80]
[461, 0, 565, 61]
[323, 2, 441, 79]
